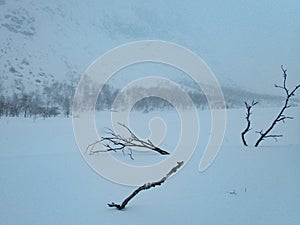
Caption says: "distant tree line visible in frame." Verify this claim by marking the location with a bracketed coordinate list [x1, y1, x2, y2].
[0, 81, 215, 118]
[73, 78, 213, 113]
[1, 78, 289, 118]
[0, 81, 75, 118]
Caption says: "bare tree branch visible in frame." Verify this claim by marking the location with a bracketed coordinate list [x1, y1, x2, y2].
[108, 161, 184, 210]
[255, 130, 283, 141]
[241, 100, 258, 146]
[86, 123, 170, 156]
[255, 65, 300, 147]
[264, 134, 283, 142]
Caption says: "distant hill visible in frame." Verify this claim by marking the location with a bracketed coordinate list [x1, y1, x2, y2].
[1, 0, 298, 116]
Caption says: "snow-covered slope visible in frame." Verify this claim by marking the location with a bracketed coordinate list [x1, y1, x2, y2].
[0, 0, 187, 94]
[0, 107, 299, 224]
[0, 0, 98, 93]
[1, 0, 298, 99]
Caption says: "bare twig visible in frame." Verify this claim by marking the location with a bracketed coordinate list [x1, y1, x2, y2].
[87, 123, 170, 156]
[85, 140, 127, 155]
[255, 130, 283, 142]
[108, 161, 184, 210]
[255, 65, 300, 147]
[241, 100, 258, 146]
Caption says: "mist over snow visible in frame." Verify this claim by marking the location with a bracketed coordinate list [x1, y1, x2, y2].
[0, 0, 299, 96]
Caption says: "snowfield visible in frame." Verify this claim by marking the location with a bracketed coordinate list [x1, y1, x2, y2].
[0, 107, 299, 225]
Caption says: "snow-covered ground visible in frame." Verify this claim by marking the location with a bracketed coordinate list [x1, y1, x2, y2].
[0, 107, 300, 225]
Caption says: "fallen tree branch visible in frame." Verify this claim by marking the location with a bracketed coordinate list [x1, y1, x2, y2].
[108, 161, 184, 210]
[241, 100, 258, 146]
[87, 122, 170, 156]
[255, 65, 300, 147]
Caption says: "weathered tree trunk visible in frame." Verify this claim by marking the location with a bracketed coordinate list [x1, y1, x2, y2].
[108, 161, 184, 210]
[241, 100, 258, 146]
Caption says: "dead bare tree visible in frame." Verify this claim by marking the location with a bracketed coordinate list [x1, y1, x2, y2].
[241, 100, 258, 146]
[255, 65, 300, 147]
[108, 161, 184, 210]
[86, 122, 170, 157]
